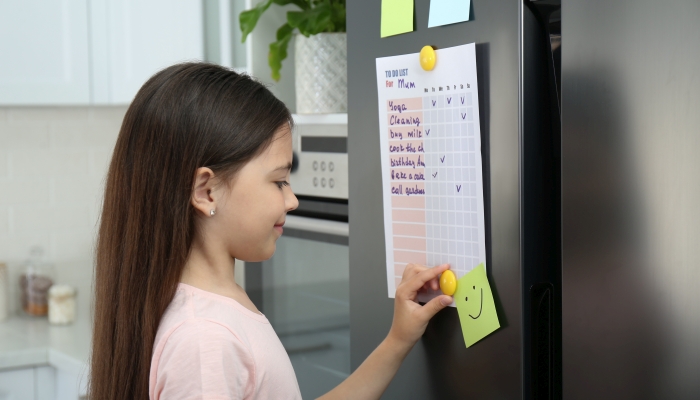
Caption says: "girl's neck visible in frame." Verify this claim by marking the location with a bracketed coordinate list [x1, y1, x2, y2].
[180, 238, 260, 314]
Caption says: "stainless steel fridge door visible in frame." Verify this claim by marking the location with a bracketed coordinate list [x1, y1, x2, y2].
[348, 0, 523, 397]
[562, 0, 700, 398]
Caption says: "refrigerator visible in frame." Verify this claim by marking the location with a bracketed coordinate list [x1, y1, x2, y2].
[347, 0, 700, 398]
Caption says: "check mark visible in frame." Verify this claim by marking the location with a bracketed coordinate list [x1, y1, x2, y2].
[457, 184, 462, 192]
[432, 100, 436, 106]
[425, 128, 431, 136]
[461, 113, 466, 120]
[440, 155, 445, 163]
[461, 96, 464, 104]
[432, 172, 438, 178]
[447, 97, 452, 104]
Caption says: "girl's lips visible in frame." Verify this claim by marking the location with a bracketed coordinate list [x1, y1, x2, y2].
[274, 223, 284, 234]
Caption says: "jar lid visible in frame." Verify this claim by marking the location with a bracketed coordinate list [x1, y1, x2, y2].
[49, 284, 76, 297]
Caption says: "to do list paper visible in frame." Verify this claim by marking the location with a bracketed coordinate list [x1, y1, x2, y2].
[376, 43, 486, 306]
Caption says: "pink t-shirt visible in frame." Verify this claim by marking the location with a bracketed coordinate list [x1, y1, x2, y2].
[149, 283, 301, 400]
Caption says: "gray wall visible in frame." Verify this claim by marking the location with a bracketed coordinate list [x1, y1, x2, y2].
[348, 0, 523, 397]
[562, 0, 700, 398]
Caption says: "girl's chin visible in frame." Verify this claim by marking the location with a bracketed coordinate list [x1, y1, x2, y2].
[238, 244, 276, 263]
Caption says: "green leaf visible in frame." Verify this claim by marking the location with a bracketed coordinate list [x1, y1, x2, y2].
[239, 0, 274, 43]
[286, 3, 332, 37]
[240, 0, 345, 80]
[269, 23, 294, 81]
[330, 0, 346, 32]
[272, 0, 311, 10]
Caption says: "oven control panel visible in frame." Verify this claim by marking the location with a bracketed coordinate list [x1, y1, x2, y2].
[290, 121, 348, 200]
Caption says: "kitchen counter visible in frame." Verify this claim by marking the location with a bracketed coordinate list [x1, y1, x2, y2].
[0, 316, 91, 379]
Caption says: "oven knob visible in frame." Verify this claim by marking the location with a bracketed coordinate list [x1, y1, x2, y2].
[313, 161, 318, 171]
[321, 177, 327, 188]
[329, 178, 335, 188]
[313, 177, 318, 187]
[329, 162, 335, 172]
[320, 161, 326, 171]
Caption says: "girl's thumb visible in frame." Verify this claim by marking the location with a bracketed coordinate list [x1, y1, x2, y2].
[439, 295, 453, 306]
[419, 295, 452, 320]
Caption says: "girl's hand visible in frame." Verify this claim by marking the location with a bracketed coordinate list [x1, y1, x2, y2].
[388, 263, 453, 349]
[318, 263, 453, 400]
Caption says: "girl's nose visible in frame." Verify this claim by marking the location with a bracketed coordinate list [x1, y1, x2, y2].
[286, 190, 299, 212]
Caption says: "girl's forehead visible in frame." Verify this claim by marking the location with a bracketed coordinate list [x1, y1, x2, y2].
[256, 129, 293, 163]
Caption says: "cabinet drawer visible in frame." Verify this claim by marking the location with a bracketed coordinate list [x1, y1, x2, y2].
[0, 368, 35, 400]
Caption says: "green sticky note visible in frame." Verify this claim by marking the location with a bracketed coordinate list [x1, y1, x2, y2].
[381, 0, 413, 38]
[455, 263, 500, 348]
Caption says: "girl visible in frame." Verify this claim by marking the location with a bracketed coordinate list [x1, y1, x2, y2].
[89, 63, 453, 399]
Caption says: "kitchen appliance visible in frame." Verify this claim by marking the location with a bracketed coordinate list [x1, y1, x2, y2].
[348, 0, 700, 398]
[246, 115, 350, 399]
[289, 114, 348, 201]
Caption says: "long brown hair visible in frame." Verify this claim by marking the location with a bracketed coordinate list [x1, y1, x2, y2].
[89, 63, 292, 399]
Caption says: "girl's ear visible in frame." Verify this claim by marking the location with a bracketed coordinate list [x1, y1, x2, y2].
[191, 167, 217, 216]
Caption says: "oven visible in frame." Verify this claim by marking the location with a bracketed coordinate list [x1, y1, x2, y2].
[244, 115, 349, 399]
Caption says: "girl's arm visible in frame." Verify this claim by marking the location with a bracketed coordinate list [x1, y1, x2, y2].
[317, 263, 453, 400]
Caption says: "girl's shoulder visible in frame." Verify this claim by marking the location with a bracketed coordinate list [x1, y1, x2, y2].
[165, 283, 269, 325]
[155, 283, 271, 350]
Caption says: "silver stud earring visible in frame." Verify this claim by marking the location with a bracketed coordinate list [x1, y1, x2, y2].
[209, 209, 216, 216]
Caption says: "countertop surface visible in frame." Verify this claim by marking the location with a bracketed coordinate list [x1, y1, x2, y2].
[0, 316, 91, 378]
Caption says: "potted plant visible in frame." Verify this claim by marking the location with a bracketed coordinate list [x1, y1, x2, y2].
[240, 0, 347, 114]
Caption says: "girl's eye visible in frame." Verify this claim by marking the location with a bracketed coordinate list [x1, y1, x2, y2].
[276, 181, 290, 189]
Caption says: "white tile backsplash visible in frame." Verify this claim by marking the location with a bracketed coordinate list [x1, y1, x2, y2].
[51, 121, 121, 148]
[7, 107, 90, 122]
[52, 176, 105, 206]
[0, 106, 125, 319]
[0, 208, 8, 235]
[11, 206, 52, 233]
[0, 123, 50, 148]
[51, 228, 96, 262]
[9, 149, 53, 177]
[0, 178, 51, 205]
[0, 150, 7, 178]
[88, 149, 114, 177]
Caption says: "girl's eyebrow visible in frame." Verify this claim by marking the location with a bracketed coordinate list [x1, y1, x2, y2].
[271, 162, 293, 173]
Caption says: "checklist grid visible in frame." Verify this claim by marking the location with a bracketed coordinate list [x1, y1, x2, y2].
[423, 91, 480, 274]
[388, 88, 483, 295]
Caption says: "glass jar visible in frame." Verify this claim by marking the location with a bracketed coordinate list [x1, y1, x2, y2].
[48, 285, 76, 325]
[19, 246, 55, 317]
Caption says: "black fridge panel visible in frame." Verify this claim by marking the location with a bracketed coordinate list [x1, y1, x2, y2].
[562, 0, 700, 398]
[348, 0, 558, 399]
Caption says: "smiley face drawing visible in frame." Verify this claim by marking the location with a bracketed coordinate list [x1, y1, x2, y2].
[465, 285, 483, 319]
[455, 263, 500, 348]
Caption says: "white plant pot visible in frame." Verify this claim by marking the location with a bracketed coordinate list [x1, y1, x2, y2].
[294, 33, 347, 114]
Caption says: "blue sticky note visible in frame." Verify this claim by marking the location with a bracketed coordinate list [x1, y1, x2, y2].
[428, 0, 471, 28]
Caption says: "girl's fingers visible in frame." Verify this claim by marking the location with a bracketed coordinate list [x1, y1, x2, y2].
[416, 294, 453, 321]
[401, 263, 425, 280]
[399, 263, 450, 295]
[426, 277, 440, 293]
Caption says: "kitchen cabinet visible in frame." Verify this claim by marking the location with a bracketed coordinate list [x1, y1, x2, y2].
[0, 0, 91, 105]
[0, 366, 54, 400]
[0, 0, 203, 105]
[90, 0, 204, 104]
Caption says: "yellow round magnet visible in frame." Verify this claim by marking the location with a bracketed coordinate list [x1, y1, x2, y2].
[420, 46, 436, 71]
[439, 269, 457, 296]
